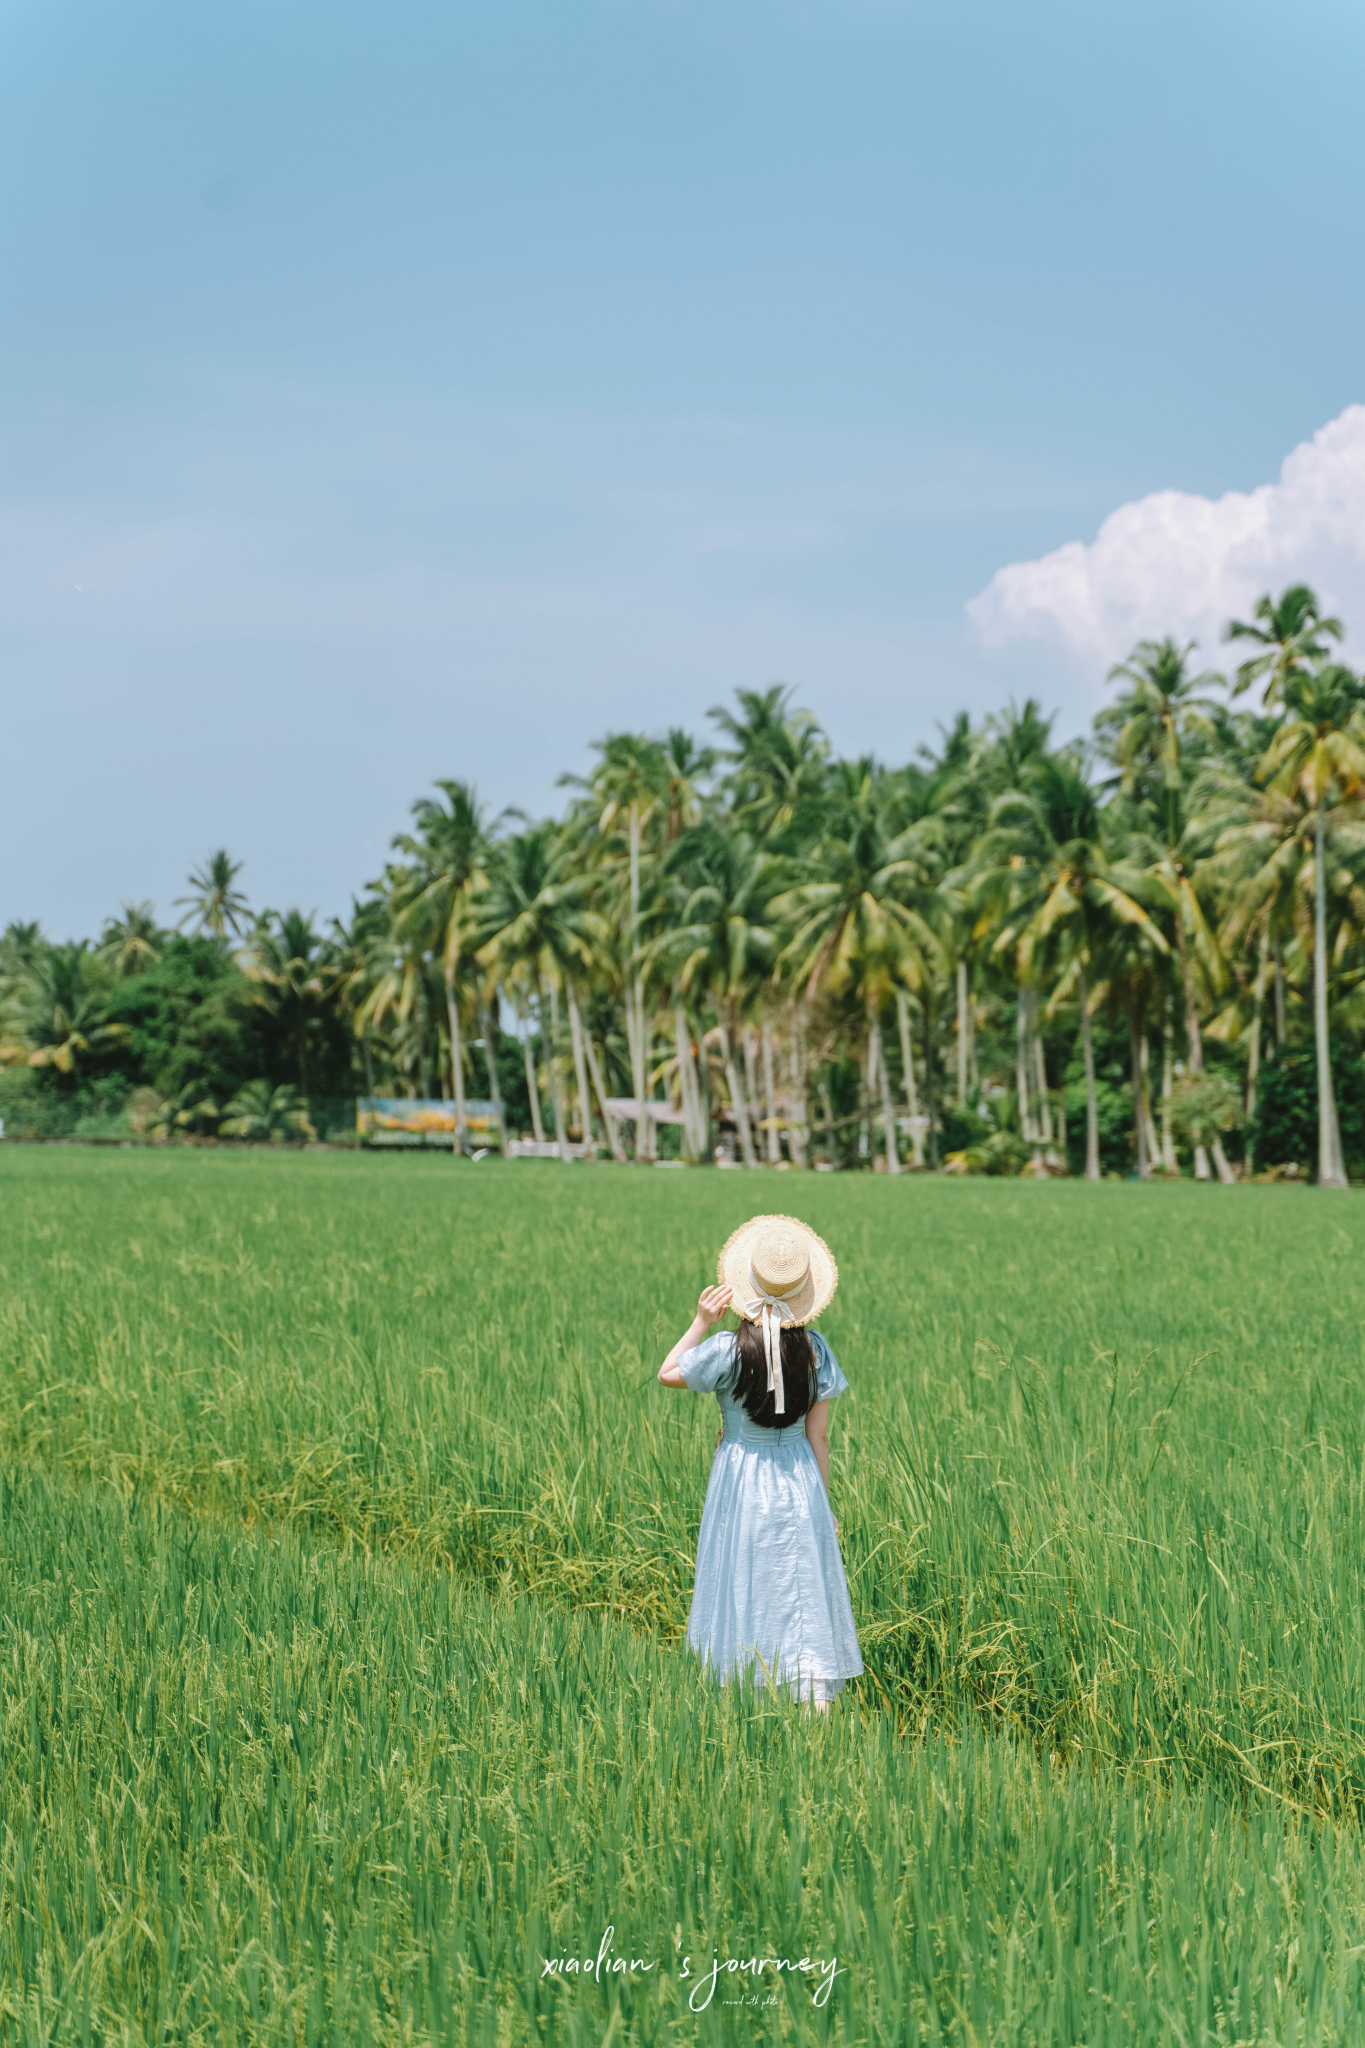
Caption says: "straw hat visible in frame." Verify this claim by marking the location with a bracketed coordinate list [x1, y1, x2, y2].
[718, 1214, 838, 1328]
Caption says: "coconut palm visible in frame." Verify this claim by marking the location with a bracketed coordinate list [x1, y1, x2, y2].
[1098, 639, 1236, 1180]
[175, 851, 250, 940]
[98, 901, 163, 977]
[1257, 662, 1365, 1187]
[5, 942, 130, 1076]
[351, 872, 439, 1098]
[391, 781, 493, 1153]
[219, 1080, 316, 1143]
[477, 824, 612, 1160]
[771, 762, 947, 1175]
[571, 734, 674, 1157]
[239, 909, 333, 1097]
[328, 897, 393, 1098]
[653, 822, 780, 1165]
[975, 756, 1168, 1181]
[710, 686, 831, 849]
[1225, 584, 1344, 705]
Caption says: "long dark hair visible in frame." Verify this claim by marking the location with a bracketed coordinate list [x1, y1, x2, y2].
[732, 1320, 817, 1428]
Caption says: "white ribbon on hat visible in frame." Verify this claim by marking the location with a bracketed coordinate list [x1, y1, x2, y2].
[737, 1260, 802, 1415]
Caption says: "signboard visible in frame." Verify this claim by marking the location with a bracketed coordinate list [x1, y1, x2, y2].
[357, 1098, 502, 1147]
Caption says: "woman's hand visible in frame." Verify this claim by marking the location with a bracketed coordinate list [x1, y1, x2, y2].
[696, 1283, 732, 1331]
[658, 1284, 733, 1387]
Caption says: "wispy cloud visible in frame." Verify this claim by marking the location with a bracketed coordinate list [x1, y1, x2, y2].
[968, 405, 1365, 669]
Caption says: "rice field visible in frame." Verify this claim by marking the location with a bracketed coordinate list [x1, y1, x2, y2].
[6, 1149, 1365, 2043]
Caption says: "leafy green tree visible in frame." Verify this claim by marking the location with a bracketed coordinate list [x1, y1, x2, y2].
[1246, 1039, 1365, 1178]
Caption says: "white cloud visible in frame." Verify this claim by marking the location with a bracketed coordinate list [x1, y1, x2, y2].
[968, 404, 1365, 672]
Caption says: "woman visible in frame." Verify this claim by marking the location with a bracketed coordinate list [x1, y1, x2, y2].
[657, 1213, 863, 1708]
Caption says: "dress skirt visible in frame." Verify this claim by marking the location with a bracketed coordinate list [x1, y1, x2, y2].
[680, 1330, 864, 1704]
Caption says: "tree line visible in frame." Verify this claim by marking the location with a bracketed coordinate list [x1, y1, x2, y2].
[5, 582, 1365, 1182]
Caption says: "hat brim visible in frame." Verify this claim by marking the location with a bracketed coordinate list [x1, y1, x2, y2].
[717, 1214, 838, 1326]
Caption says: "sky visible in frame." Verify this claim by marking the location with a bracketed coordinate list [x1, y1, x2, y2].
[5, 0, 1365, 939]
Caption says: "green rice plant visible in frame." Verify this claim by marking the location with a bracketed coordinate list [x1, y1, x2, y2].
[7, 1149, 1365, 1814]
[5, 1460, 1365, 2045]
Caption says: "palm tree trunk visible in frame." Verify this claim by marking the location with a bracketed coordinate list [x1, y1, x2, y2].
[956, 959, 969, 1106]
[522, 1038, 546, 1144]
[786, 1003, 809, 1169]
[719, 1020, 757, 1165]
[580, 1025, 627, 1163]
[1273, 945, 1286, 1045]
[566, 980, 594, 1149]
[1160, 997, 1176, 1171]
[871, 1010, 900, 1174]
[1245, 936, 1266, 1174]
[1315, 796, 1348, 1188]
[741, 1028, 764, 1157]
[762, 1021, 781, 1164]
[546, 986, 570, 1161]
[637, 988, 658, 1161]
[1129, 1015, 1149, 1179]
[1078, 964, 1100, 1182]
[674, 1003, 703, 1161]
[445, 967, 468, 1155]
[1016, 991, 1035, 1144]
[1139, 1032, 1159, 1166]
[819, 1076, 836, 1168]
[896, 989, 924, 1168]
[478, 993, 505, 1145]
[859, 1042, 872, 1161]
[922, 993, 939, 1168]
[1172, 917, 1211, 1179]
[1032, 992, 1054, 1144]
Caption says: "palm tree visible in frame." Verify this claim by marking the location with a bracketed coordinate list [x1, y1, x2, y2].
[175, 852, 250, 939]
[328, 897, 392, 1098]
[1258, 663, 1365, 1187]
[219, 1080, 316, 1143]
[6, 942, 130, 1076]
[98, 902, 162, 977]
[976, 757, 1168, 1181]
[574, 734, 673, 1158]
[654, 822, 779, 1165]
[477, 824, 612, 1160]
[391, 781, 492, 1154]
[239, 910, 333, 1097]
[1225, 584, 1344, 705]
[1097, 639, 1235, 1180]
[710, 686, 831, 849]
[772, 762, 946, 1175]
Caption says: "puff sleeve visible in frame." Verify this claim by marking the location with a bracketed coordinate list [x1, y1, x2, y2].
[812, 1332, 849, 1402]
[677, 1332, 739, 1393]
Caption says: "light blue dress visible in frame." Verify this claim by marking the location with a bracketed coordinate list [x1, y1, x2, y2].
[678, 1329, 864, 1703]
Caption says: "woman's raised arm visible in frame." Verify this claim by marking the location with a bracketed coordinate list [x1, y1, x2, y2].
[657, 1285, 732, 1388]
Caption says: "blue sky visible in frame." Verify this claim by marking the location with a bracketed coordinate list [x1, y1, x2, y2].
[5, 0, 1365, 936]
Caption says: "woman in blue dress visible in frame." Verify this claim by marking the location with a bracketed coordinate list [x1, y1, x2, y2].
[657, 1213, 863, 1708]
